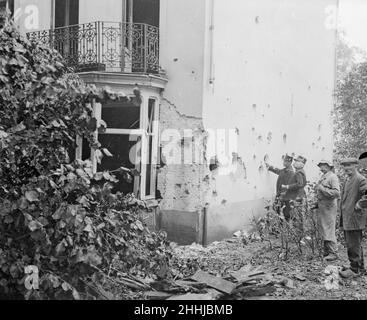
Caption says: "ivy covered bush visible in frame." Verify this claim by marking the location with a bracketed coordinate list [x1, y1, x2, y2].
[0, 21, 171, 300]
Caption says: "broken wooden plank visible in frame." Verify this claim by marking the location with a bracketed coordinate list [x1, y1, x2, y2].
[230, 265, 266, 284]
[234, 284, 276, 298]
[206, 289, 223, 300]
[280, 278, 295, 289]
[191, 270, 236, 295]
[168, 293, 215, 300]
[248, 270, 265, 277]
[294, 275, 306, 282]
[245, 296, 274, 300]
[175, 280, 205, 287]
[145, 291, 173, 300]
[116, 277, 150, 290]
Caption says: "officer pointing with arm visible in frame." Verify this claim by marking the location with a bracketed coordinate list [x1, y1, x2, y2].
[265, 154, 295, 221]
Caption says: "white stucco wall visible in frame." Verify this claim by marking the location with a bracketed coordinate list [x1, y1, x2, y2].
[14, 0, 123, 33]
[159, 0, 206, 118]
[202, 0, 338, 206]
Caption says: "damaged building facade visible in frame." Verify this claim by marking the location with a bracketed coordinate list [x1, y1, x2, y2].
[8, 0, 338, 244]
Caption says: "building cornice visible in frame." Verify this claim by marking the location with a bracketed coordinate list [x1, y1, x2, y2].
[78, 72, 168, 91]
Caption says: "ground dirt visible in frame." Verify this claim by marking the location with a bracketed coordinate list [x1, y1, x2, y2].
[170, 234, 367, 300]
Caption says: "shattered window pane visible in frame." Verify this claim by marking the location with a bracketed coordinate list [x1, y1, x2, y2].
[145, 99, 157, 197]
[98, 134, 141, 195]
[102, 100, 140, 129]
[147, 99, 155, 134]
[81, 138, 91, 161]
[145, 135, 154, 196]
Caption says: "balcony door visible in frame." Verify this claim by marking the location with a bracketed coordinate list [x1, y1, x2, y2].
[55, 0, 79, 28]
[133, 0, 159, 27]
[131, 0, 160, 73]
[54, 0, 79, 68]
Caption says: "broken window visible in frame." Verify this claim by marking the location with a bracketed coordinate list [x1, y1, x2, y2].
[102, 100, 140, 129]
[145, 99, 158, 198]
[76, 96, 159, 200]
[98, 134, 141, 195]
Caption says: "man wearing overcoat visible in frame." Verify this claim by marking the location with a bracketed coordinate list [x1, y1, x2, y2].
[339, 158, 367, 278]
[315, 160, 340, 261]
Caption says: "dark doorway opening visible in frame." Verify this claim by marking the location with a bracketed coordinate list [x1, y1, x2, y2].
[54, 0, 79, 69]
[131, 0, 160, 73]
[133, 0, 160, 27]
[55, 0, 79, 28]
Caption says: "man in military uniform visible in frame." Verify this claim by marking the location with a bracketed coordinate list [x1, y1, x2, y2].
[266, 154, 295, 221]
[281, 155, 308, 228]
[339, 158, 367, 278]
[281, 155, 308, 201]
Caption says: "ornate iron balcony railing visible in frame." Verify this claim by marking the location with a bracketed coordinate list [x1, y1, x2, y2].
[27, 21, 159, 74]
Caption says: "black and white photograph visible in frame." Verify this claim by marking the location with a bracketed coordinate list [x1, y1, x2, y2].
[1, 0, 367, 308]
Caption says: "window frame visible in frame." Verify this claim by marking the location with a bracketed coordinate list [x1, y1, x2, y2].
[76, 96, 159, 201]
[144, 97, 159, 199]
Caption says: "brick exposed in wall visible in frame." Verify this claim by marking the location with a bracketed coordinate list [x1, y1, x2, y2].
[157, 99, 211, 212]
[157, 99, 249, 213]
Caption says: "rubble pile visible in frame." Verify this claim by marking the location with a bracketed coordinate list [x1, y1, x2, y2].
[137, 232, 305, 300]
[110, 229, 367, 300]
[141, 263, 303, 300]
[169, 232, 259, 279]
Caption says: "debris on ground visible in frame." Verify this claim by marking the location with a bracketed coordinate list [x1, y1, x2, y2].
[230, 264, 265, 283]
[142, 232, 367, 300]
[294, 275, 307, 282]
[169, 237, 255, 279]
[191, 270, 237, 295]
[144, 291, 173, 300]
[324, 265, 341, 291]
[168, 293, 214, 300]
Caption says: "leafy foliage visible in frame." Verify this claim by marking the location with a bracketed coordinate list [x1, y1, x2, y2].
[336, 32, 367, 87]
[334, 33, 367, 160]
[334, 62, 367, 159]
[0, 20, 171, 300]
[254, 184, 323, 260]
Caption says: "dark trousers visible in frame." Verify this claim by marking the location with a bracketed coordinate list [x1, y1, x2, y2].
[275, 200, 291, 221]
[324, 240, 338, 256]
[344, 230, 365, 273]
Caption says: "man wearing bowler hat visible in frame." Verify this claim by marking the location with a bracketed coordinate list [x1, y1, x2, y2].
[315, 160, 340, 261]
[339, 157, 367, 278]
[266, 154, 295, 221]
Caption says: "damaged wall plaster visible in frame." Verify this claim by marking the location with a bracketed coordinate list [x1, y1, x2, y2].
[200, 0, 336, 211]
[157, 98, 212, 213]
[157, 99, 250, 214]
[157, 0, 337, 243]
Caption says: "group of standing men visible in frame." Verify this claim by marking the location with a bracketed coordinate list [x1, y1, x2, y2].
[266, 154, 367, 279]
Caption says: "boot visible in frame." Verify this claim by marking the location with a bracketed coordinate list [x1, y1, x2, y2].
[324, 253, 339, 262]
[339, 268, 358, 279]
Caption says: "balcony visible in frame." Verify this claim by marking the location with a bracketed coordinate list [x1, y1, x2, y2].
[27, 21, 160, 74]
